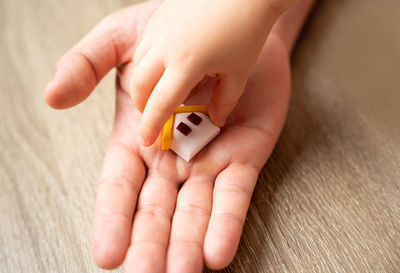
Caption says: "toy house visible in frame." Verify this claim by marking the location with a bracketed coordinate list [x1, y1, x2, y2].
[162, 105, 220, 161]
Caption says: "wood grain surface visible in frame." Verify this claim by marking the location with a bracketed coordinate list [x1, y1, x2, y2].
[1, 0, 399, 272]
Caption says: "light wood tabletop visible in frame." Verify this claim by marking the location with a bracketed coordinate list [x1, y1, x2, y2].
[1, 0, 399, 272]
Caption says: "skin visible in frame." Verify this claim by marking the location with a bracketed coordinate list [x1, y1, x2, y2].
[45, 0, 315, 272]
[131, 0, 297, 146]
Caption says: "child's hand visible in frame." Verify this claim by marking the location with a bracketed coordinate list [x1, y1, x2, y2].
[131, 0, 295, 145]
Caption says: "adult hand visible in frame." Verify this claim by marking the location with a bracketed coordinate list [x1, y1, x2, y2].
[45, 0, 311, 271]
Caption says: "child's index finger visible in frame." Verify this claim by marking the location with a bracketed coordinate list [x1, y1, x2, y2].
[139, 68, 204, 146]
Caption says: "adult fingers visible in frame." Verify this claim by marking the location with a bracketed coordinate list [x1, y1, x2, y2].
[139, 67, 204, 145]
[166, 176, 214, 273]
[164, 142, 232, 273]
[45, 5, 143, 109]
[203, 163, 260, 270]
[208, 75, 247, 127]
[92, 90, 146, 269]
[124, 171, 179, 273]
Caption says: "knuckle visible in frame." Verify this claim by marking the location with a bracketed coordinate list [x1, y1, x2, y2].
[149, 95, 171, 114]
[219, 99, 238, 109]
[169, 239, 202, 250]
[175, 49, 197, 66]
[211, 97, 237, 112]
[131, 239, 166, 248]
[175, 203, 211, 217]
[95, 208, 131, 223]
[98, 177, 140, 196]
[215, 182, 252, 197]
[213, 212, 245, 226]
[136, 204, 172, 219]
[168, 52, 203, 73]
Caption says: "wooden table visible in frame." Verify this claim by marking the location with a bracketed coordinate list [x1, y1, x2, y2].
[1, 0, 399, 272]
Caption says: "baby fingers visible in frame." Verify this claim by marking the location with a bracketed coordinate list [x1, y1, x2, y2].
[138, 67, 204, 146]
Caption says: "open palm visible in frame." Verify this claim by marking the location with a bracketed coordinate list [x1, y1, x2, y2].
[45, 1, 298, 272]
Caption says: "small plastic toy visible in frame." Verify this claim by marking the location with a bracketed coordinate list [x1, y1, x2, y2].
[162, 105, 220, 161]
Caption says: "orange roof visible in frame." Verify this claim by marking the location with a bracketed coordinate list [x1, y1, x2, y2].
[161, 105, 208, 150]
